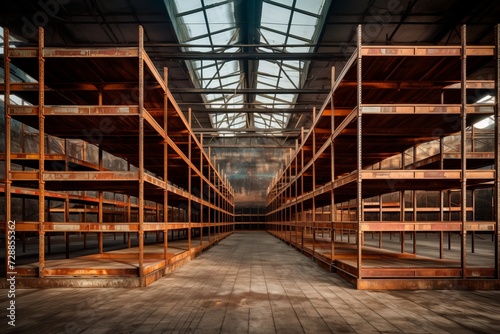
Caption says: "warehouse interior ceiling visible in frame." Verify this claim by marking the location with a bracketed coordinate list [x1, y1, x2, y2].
[1, 0, 500, 207]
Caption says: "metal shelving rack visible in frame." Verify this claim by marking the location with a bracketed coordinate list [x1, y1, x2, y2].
[1, 26, 235, 287]
[266, 25, 500, 290]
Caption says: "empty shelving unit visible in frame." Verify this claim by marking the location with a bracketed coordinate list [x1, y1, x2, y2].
[266, 25, 500, 289]
[1, 26, 235, 287]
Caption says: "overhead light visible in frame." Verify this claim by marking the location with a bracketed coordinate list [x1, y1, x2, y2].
[474, 116, 494, 129]
[475, 94, 493, 104]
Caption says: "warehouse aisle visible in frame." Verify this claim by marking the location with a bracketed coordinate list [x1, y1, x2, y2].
[7, 232, 500, 333]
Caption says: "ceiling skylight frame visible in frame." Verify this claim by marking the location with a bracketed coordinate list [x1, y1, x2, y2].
[166, 0, 247, 131]
[165, 0, 331, 134]
[253, 0, 331, 131]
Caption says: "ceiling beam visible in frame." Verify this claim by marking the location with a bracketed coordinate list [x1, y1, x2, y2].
[189, 108, 315, 114]
[203, 144, 295, 148]
[193, 127, 302, 134]
[169, 88, 329, 94]
[196, 133, 300, 138]
[150, 52, 346, 61]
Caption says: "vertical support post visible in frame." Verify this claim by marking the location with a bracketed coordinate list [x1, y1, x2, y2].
[439, 135, 445, 259]
[200, 133, 204, 246]
[495, 24, 500, 279]
[38, 27, 46, 278]
[399, 191, 404, 253]
[356, 25, 363, 278]
[218, 182, 221, 231]
[98, 147, 103, 254]
[288, 148, 293, 244]
[448, 191, 452, 250]
[208, 147, 211, 240]
[162, 84, 168, 258]
[65, 196, 70, 259]
[188, 108, 192, 250]
[294, 139, 299, 246]
[138, 26, 145, 279]
[4, 28, 12, 274]
[300, 127, 305, 252]
[378, 195, 383, 248]
[440, 190, 444, 259]
[98, 87, 103, 106]
[460, 25, 468, 279]
[330, 66, 336, 265]
[312, 107, 316, 257]
[127, 180, 132, 248]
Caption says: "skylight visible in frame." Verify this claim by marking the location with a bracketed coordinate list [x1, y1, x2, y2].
[165, 0, 331, 133]
[473, 95, 495, 129]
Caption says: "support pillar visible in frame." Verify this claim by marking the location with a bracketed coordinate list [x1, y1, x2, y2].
[3, 28, 12, 275]
[460, 25, 468, 279]
[330, 66, 336, 265]
[495, 24, 500, 279]
[356, 25, 363, 278]
[138, 26, 145, 279]
[38, 27, 46, 278]
[188, 108, 192, 251]
[163, 67, 169, 265]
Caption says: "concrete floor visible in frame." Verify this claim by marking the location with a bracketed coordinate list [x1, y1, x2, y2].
[3, 231, 500, 334]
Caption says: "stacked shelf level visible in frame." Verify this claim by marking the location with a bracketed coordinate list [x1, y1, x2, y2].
[1, 27, 235, 287]
[266, 25, 500, 290]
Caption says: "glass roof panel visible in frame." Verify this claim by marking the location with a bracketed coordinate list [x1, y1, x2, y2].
[181, 12, 208, 38]
[210, 29, 236, 45]
[173, 0, 202, 14]
[254, 1, 330, 130]
[185, 36, 211, 52]
[217, 61, 239, 76]
[206, 3, 234, 27]
[268, 0, 294, 6]
[204, 0, 231, 6]
[261, 2, 291, 32]
[166, 0, 331, 132]
[258, 60, 280, 76]
[199, 65, 217, 80]
[254, 112, 290, 129]
[295, 0, 326, 15]
[289, 11, 317, 40]
[258, 29, 287, 45]
[210, 112, 247, 129]
[166, 0, 245, 130]
[281, 60, 301, 70]
[256, 78, 277, 88]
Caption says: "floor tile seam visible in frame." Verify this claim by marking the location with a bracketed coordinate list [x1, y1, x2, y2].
[362, 291, 463, 334]
[265, 253, 307, 334]
[304, 283, 402, 331]
[259, 249, 280, 334]
[318, 285, 385, 333]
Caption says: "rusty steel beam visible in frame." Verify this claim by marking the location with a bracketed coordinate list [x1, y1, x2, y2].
[164, 66, 169, 264]
[138, 25, 145, 280]
[200, 133, 204, 246]
[495, 24, 500, 280]
[360, 45, 494, 56]
[312, 107, 317, 256]
[356, 25, 363, 278]
[331, 66, 336, 265]
[188, 108, 192, 250]
[461, 25, 468, 279]
[37, 27, 45, 279]
[295, 139, 299, 246]
[43, 47, 140, 58]
[4, 28, 12, 278]
[301, 127, 305, 251]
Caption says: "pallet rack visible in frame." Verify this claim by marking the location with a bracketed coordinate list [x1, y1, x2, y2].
[1, 26, 235, 287]
[266, 25, 500, 289]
